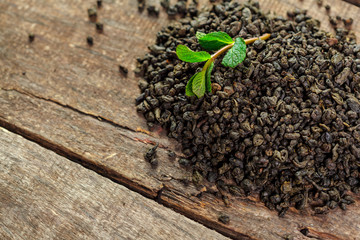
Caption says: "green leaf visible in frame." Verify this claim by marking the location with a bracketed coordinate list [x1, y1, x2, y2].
[176, 45, 211, 63]
[205, 61, 214, 93]
[192, 71, 206, 98]
[221, 37, 246, 68]
[185, 74, 197, 96]
[199, 31, 234, 51]
[196, 31, 206, 40]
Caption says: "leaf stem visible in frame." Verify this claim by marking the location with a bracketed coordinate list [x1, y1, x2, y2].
[210, 44, 234, 61]
[202, 33, 271, 71]
[202, 59, 214, 72]
[244, 33, 271, 45]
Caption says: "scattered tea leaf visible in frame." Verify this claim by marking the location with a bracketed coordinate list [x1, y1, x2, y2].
[28, 33, 35, 43]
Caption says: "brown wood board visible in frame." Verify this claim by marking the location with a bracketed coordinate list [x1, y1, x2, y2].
[1, 89, 360, 240]
[343, 0, 360, 7]
[0, 0, 359, 134]
[1, 0, 360, 239]
[0, 127, 229, 240]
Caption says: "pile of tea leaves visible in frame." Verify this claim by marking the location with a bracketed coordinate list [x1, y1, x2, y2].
[135, 0, 360, 216]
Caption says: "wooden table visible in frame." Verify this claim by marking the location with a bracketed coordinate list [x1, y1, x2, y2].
[1, 0, 359, 239]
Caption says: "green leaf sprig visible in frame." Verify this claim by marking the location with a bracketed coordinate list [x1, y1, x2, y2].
[176, 32, 271, 98]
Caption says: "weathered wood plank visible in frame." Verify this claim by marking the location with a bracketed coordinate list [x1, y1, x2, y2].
[343, 0, 360, 7]
[1, 0, 360, 239]
[0, 127, 228, 240]
[1, 89, 359, 240]
[258, 0, 360, 38]
[0, 0, 164, 131]
[0, 0, 359, 135]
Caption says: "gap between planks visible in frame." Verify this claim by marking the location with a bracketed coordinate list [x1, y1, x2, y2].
[1, 0, 360, 238]
[0, 90, 243, 240]
[3, 87, 356, 240]
[343, 0, 360, 7]
[1, 87, 145, 138]
[0, 127, 229, 240]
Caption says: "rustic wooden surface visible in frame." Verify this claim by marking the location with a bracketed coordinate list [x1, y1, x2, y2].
[2, 82, 360, 240]
[344, 0, 360, 7]
[1, 0, 359, 133]
[0, 127, 228, 240]
[0, 0, 360, 239]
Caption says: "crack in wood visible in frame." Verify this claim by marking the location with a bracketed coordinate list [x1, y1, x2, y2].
[0, 109, 242, 240]
[1, 0, 359, 239]
[0, 117, 157, 199]
[300, 227, 344, 240]
[1, 87, 135, 131]
[158, 191, 256, 240]
[343, 0, 360, 7]
[0, 89, 256, 240]
[0, 88, 239, 239]
[0, 93, 337, 240]
[74, 45, 117, 61]
[0, 88, 184, 159]
[0, 127, 231, 240]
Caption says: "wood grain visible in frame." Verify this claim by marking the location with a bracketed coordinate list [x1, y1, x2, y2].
[1, 0, 360, 239]
[1, 89, 359, 240]
[257, 0, 360, 39]
[343, 0, 360, 7]
[0, 0, 359, 135]
[0, 0, 166, 132]
[0, 127, 228, 240]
